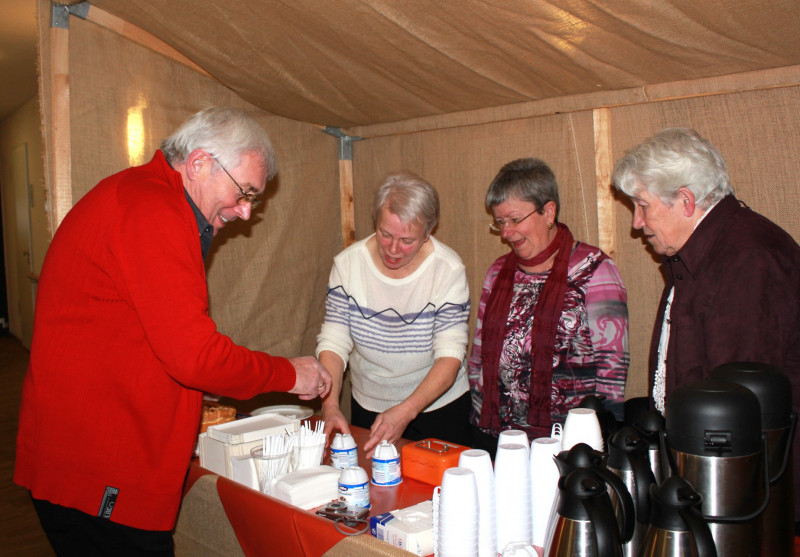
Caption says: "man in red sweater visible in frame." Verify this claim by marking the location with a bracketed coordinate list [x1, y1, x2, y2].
[14, 107, 331, 555]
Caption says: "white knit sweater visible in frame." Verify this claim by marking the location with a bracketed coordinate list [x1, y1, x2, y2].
[316, 235, 470, 413]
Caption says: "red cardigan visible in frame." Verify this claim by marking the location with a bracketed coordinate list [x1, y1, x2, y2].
[14, 152, 295, 531]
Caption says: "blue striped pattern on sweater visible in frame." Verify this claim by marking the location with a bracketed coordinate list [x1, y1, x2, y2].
[325, 285, 469, 354]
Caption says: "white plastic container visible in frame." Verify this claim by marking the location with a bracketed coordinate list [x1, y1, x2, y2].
[198, 413, 299, 478]
[330, 433, 358, 469]
[371, 440, 402, 486]
[338, 466, 371, 508]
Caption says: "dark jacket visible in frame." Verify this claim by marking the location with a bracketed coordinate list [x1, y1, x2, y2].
[649, 193, 800, 512]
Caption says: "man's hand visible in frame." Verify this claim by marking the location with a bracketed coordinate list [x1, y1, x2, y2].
[288, 356, 332, 400]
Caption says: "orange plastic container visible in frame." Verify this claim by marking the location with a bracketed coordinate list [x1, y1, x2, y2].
[401, 438, 470, 486]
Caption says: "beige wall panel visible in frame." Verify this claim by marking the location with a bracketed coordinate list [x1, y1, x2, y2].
[351, 111, 607, 365]
[611, 85, 800, 398]
[64, 18, 340, 377]
[0, 97, 47, 347]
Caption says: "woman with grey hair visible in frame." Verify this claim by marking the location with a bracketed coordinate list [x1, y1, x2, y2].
[613, 127, 731, 212]
[317, 171, 471, 455]
[612, 125, 800, 463]
[469, 158, 629, 456]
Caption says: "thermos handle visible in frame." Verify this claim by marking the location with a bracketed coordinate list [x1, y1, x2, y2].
[627, 450, 654, 522]
[584, 490, 622, 557]
[679, 506, 717, 557]
[702, 434, 770, 523]
[597, 467, 635, 543]
[769, 411, 797, 485]
[658, 430, 673, 478]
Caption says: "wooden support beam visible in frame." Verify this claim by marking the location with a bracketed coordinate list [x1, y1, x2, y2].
[339, 159, 356, 249]
[49, 24, 72, 231]
[593, 107, 616, 258]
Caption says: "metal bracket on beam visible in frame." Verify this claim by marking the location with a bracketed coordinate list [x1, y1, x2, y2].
[51, 2, 90, 29]
[322, 127, 363, 161]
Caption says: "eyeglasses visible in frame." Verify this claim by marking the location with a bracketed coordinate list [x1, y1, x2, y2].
[489, 208, 540, 233]
[213, 157, 262, 208]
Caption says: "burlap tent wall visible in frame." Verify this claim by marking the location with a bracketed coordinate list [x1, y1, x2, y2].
[37, 1, 800, 407]
[347, 83, 800, 399]
[36, 5, 342, 390]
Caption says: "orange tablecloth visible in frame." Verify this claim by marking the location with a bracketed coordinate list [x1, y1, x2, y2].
[185, 425, 437, 557]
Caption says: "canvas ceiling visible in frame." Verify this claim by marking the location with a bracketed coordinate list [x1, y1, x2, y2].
[86, 0, 800, 128]
[37, 1, 800, 409]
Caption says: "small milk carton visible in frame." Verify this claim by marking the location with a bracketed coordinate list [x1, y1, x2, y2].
[370, 500, 434, 556]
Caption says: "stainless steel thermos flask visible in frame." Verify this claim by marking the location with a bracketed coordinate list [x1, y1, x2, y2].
[665, 380, 769, 557]
[710, 362, 797, 557]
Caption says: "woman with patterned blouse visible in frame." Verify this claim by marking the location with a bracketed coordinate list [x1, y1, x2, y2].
[469, 158, 629, 456]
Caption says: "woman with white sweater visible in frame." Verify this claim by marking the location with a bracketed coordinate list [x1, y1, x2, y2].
[316, 172, 471, 456]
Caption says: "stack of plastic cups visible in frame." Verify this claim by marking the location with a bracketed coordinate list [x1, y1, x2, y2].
[495, 443, 533, 552]
[497, 429, 530, 455]
[458, 449, 497, 557]
[435, 467, 479, 557]
[529, 436, 562, 548]
[560, 408, 604, 451]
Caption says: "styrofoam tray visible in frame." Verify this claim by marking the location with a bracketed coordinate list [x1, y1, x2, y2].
[207, 413, 297, 444]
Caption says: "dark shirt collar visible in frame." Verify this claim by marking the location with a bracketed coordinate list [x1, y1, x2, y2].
[164, 151, 214, 259]
[670, 194, 741, 278]
[183, 186, 214, 260]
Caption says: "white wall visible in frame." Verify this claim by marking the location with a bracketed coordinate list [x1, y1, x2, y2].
[0, 95, 48, 348]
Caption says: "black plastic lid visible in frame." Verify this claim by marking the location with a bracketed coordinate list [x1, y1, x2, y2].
[607, 426, 648, 470]
[556, 468, 608, 520]
[665, 380, 761, 457]
[633, 410, 666, 450]
[555, 443, 606, 475]
[710, 362, 793, 430]
[648, 476, 703, 531]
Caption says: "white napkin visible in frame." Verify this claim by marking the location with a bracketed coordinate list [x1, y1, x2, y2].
[270, 465, 341, 509]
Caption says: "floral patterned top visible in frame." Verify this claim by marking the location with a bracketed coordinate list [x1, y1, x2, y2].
[469, 242, 629, 438]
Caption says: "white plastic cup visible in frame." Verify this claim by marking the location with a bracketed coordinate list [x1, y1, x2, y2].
[529, 437, 562, 547]
[292, 442, 324, 472]
[437, 467, 479, 557]
[502, 541, 539, 556]
[458, 449, 497, 557]
[561, 408, 604, 451]
[497, 429, 530, 453]
[371, 440, 402, 486]
[330, 433, 358, 470]
[338, 466, 371, 508]
[249, 446, 291, 495]
[495, 443, 533, 552]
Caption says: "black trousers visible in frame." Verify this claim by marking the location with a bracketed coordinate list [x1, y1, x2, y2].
[469, 424, 500, 460]
[351, 391, 471, 447]
[32, 498, 174, 557]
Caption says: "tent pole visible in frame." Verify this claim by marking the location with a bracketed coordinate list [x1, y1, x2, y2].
[322, 127, 362, 249]
[47, 3, 89, 231]
[593, 107, 616, 259]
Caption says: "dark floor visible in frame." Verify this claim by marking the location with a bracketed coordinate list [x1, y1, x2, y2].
[1, 334, 54, 556]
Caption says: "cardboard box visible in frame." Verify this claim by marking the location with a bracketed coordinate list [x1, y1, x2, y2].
[370, 500, 434, 556]
[199, 413, 298, 478]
